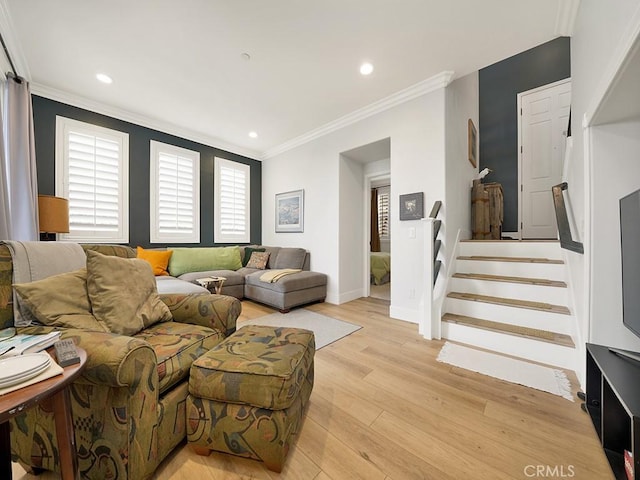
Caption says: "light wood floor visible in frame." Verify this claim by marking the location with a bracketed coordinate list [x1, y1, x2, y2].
[13, 297, 612, 479]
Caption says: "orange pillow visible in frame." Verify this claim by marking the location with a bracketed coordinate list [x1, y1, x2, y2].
[136, 246, 173, 276]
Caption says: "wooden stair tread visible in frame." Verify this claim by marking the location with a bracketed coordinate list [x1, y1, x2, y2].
[442, 313, 575, 348]
[447, 292, 571, 315]
[457, 255, 564, 264]
[452, 272, 567, 288]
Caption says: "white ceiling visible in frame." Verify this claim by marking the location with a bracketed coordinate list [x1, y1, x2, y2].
[1, 0, 576, 160]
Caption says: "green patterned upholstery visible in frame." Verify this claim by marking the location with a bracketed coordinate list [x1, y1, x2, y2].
[187, 325, 315, 472]
[1, 243, 241, 480]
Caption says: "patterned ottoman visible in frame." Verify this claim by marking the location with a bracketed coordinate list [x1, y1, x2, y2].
[186, 324, 315, 472]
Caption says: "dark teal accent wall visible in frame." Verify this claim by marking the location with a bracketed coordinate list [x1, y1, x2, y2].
[479, 37, 570, 233]
[32, 95, 261, 247]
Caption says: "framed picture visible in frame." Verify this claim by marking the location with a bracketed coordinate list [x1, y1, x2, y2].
[275, 189, 304, 232]
[399, 192, 424, 221]
[468, 118, 478, 167]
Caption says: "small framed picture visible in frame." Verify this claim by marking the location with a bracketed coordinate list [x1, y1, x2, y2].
[399, 192, 424, 221]
[275, 189, 304, 232]
[468, 118, 478, 167]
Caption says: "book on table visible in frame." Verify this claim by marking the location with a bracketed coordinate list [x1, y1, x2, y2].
[0, 330, 61, 357]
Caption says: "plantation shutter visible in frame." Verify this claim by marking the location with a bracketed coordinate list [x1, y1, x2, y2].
[150, 141, 200, 243]
[378, 191, 390, 238]
[56, 116, 129, 243]
[214, 158, 250, 243]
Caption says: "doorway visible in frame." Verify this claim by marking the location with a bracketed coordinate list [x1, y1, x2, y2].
[370, 179, 391, 301]
[518, 78, 571, 239]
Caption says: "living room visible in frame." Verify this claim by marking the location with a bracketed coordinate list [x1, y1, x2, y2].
[3, 0, 640, 479]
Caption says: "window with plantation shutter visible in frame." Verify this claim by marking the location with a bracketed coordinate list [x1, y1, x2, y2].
[150, 141, 200, 243]
[55, 116, 129, 243]
[214, 157, 250, 243]
[378, 190, 390, 238]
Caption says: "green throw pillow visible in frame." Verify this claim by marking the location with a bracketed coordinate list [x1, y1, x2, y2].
[242, 247, 266, 266]
[168, 246, 243, 276]
[86, 250, 173, 336]
[13, 269, 107, 332]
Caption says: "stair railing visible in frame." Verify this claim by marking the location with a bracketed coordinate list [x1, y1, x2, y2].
[422, 200, 443, 340]
[430, 200, 442, 285]
[552, 182, 583, 254]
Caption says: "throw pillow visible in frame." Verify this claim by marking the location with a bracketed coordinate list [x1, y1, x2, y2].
[246, 251, 270, 269]
[136, 246, 173, 276]
[242, 247, 266, 266]
[86, 250, 173, 336]
[13, 269, 107, 332]
[168, 246, 243, 276]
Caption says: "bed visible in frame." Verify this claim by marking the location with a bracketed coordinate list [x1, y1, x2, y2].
[370, 251, 391, 285]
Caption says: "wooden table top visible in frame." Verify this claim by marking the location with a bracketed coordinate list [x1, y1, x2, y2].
[0, 347, 87, 423]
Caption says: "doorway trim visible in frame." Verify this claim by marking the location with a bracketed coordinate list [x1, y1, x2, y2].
[517, 77, 572, 239]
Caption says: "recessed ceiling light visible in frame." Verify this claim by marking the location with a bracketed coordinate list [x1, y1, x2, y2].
[96, 73, 113, 84]
[248, 131, 258, 138]
[360, 62, 374, 76]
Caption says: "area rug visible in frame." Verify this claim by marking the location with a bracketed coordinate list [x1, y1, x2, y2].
[237, 309, 361, 349]
[437, 341, 574, 401]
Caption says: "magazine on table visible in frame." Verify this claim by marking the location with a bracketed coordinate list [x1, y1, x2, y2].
[0, 330, 61, 357]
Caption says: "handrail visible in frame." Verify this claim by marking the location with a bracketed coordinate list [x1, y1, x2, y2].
[552, 182, 583, 254]
[429, 201, 442, 219]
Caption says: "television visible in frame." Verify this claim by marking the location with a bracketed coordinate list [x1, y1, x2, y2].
[614, 188, 640, 362]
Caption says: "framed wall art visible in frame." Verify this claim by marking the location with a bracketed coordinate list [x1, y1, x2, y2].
[399, 192, 424, 221]
[275, 189, 304, 232]
[468, 118, 478, 168]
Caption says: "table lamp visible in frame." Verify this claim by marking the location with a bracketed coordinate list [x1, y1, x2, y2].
[38, 195, 69, 241]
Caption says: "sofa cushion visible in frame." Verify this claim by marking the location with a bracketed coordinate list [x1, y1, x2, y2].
[189, 325, 315, 410]
[156, 276, 209, 294]
[137, 246, 173, 276]
[245, 270, 327, 293]
[13, 269, 107, 332]
[135, 321, 225, 393]
[178, 270, 246, 287]
[86, 250, 173, 336]
[273, 248, 306, 270]
[246, 251, 270, 269]
[168, 247, 242, 277]
[242, 247, 266, 266]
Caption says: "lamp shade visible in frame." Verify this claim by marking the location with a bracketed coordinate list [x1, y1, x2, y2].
[38, 195, 69, 233]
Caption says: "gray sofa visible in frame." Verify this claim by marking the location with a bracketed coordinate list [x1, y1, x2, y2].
[161, 245, 327, 312]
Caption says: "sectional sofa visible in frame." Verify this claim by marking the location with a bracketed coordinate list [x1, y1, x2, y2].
[145, 244, 328, 313]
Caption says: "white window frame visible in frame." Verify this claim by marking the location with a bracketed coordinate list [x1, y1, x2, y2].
[377, 188, 390, 239]
[149, 140, 200, 243]
[214, 157, 250, 243]
[55, 116, 129, 243]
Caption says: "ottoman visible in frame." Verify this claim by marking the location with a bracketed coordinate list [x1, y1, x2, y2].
[186, 324, 315, 472]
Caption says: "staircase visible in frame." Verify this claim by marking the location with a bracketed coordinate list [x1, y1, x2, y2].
[441, 240, 577, 371]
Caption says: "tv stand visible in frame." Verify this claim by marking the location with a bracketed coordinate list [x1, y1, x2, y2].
[609, 347, 640, 364]
[586, 343, 640, 479]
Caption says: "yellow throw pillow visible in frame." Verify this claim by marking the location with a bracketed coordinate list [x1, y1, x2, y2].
[13, 269, 107, 332]
[86, 250, 173, 336]
[136, 246, 173, 276]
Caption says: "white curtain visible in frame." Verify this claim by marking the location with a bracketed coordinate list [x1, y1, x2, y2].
[0, 74, 38, 240]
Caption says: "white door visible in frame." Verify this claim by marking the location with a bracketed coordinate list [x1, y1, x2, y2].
[519, 79, 571, 239]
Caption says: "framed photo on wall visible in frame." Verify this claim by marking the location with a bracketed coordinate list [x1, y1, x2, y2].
[275, 189, 304, 232]
[399, 192, 424, 220]
[468, 118, 478, 167]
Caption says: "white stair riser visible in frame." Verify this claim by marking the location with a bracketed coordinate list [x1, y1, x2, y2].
[459, 241, 562, 259]
[449, 278, 568, 305]
[441, 322, 576, 371]
[445, 298, 572, 334]
[456, 259, 566, 280]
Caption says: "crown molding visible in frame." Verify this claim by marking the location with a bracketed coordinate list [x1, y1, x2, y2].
[555, 0, 580, 36]
[262, 70, 455, 160]
[29, 82, 261, 160]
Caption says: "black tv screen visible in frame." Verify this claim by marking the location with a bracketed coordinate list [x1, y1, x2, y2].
[620, 188, 640, 339]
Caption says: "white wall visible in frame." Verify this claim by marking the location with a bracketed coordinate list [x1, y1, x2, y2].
[262, 90, 446, 323]
[571, 0, 640, 359]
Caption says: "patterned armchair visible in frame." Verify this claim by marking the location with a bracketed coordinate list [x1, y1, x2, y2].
[0, 244, 241, 479]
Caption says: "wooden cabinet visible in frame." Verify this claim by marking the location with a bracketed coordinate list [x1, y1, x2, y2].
[586, 343, 640, 479]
